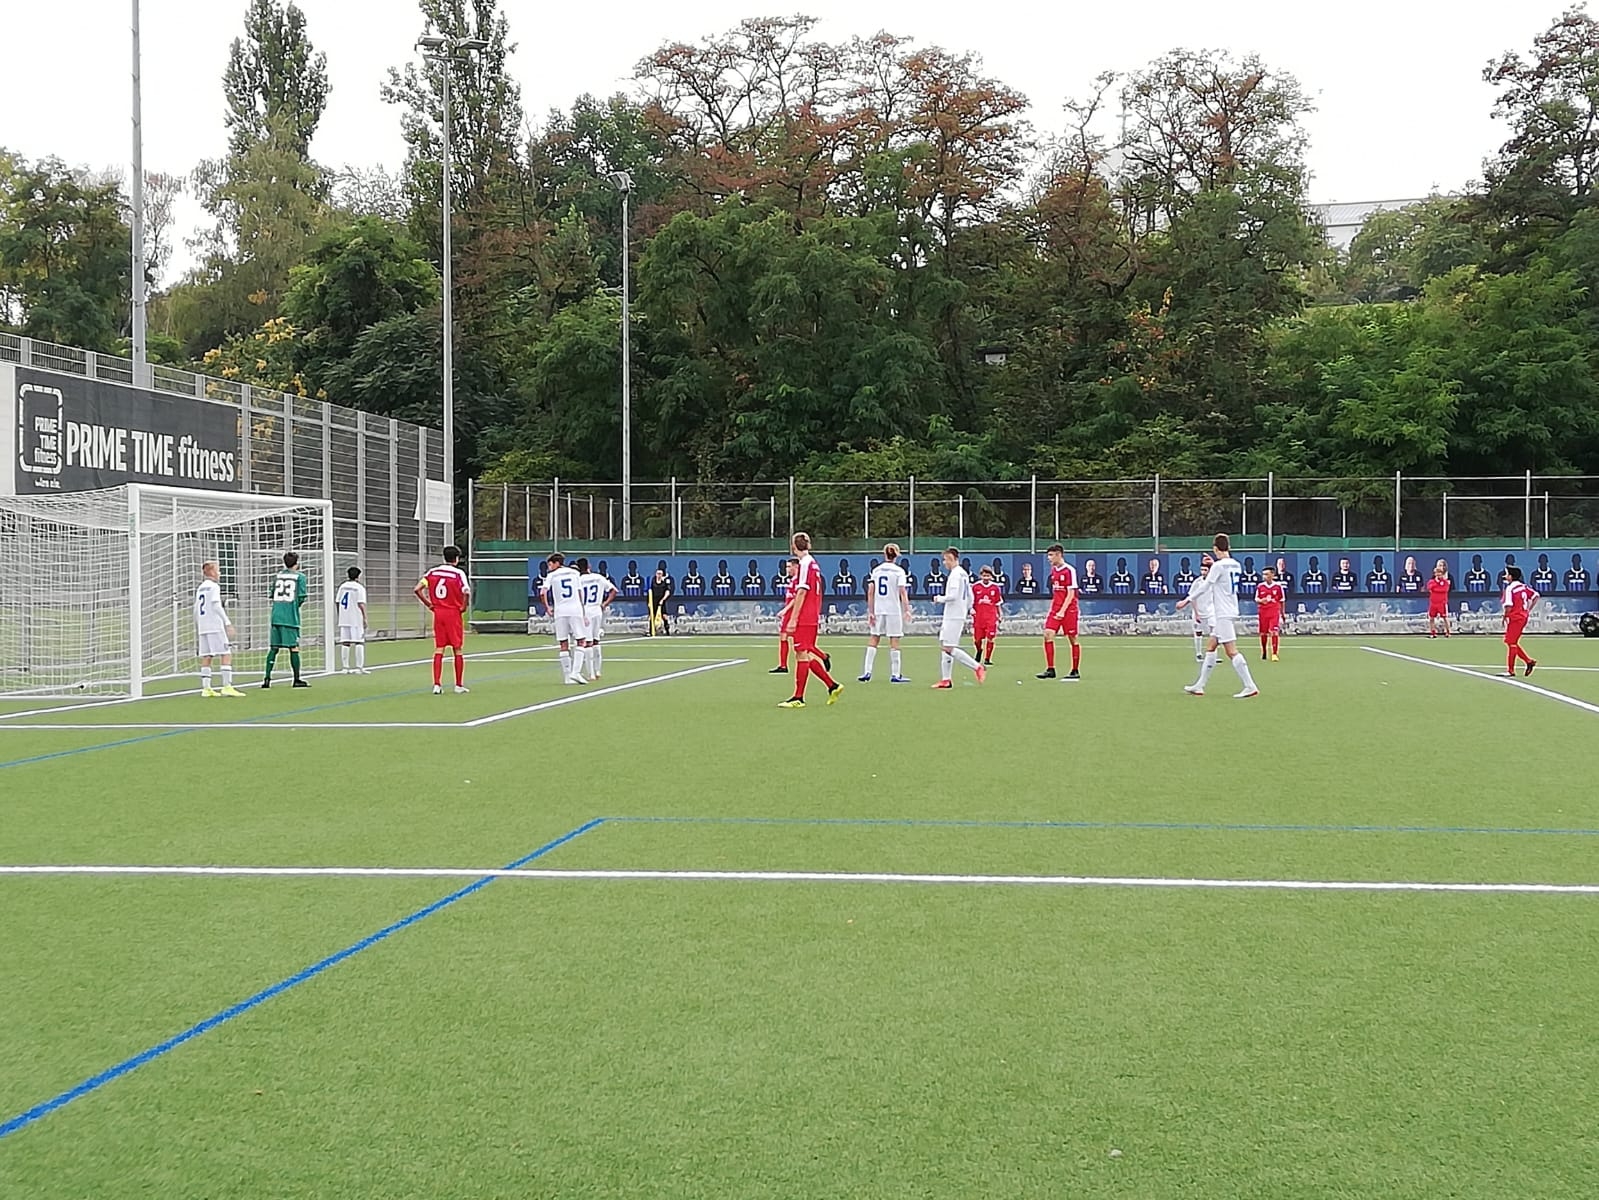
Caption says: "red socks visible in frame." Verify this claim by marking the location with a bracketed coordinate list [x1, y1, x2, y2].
[1071, 642, 1081, 671]
[779, 639, 790, 668]
[455, 654, 465, 687]
[1043, 640, 1056, 669]
[433, 653, 444, 686]
[810, 659, 837, 689]
[794, 660, 810, 696]
[1271, 634, 1280, 655]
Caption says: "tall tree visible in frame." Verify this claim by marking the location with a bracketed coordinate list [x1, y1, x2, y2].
[222, 0, 330, 160]
[0, 156, 130, 351]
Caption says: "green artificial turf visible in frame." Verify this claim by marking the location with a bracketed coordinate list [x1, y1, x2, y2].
[2, 632, 1597, 1197]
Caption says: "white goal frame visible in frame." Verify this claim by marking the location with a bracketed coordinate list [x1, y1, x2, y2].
[125, 484, 336, 698]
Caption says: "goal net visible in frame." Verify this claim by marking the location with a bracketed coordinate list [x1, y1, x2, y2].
[0, 484, 335, 698]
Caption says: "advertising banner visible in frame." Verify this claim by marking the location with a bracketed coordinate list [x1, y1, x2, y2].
[9, 365, 241, 495]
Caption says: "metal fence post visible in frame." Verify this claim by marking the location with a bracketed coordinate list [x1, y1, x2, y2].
[907, 476, 916, 553]
[1395, 470, 1402, 553]
[1029, 474, 1037, 552]
[670, 476, 678, 554]
[1525, 469, 1532, 550]
[1152, 473, 1161, 548]
[551, 477, 559, 551]
[467, 477, 475, 562]
[788, 476, 795, 542]
[1241, 491, 1249, 541]
[957, 493, 964, 540]
[1266, 471, 1274, 550]
[863, 493, 870, 542]
[769, 495, 776, 541]
[1442, 493, 1449, 541]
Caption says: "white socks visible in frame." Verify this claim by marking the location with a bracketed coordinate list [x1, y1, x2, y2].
[340, 645, 350, 670]
[864, 646, 878, 675]
[221, 666, 233, 688]
[560, 650, 574, 681]
[354, 644, 365, 671]
[1193, 631, 1205, 659]
[890, 649, 901, 677]
[951, 647, 981, 672]
[1195, 651, 1218, 689]
[200, 667, 211, 690]
[1231, 653, 1258, 692]
[940, 651, 954, 681]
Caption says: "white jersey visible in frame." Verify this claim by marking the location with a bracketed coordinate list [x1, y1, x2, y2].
[1202, 556, 1243, 624]
[938, 565, 973, 621]
[336, 581, 368, 626]
[1186, 569, 1218, 624]
[542, 566, 586, 616]
[194, 579, 229, 634]
[868, 561, 909, 612]
[578, 572, 615, 620]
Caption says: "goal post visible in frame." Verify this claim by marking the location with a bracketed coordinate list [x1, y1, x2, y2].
[0, 484, 336, 698]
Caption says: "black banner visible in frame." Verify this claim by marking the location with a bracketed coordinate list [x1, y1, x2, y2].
[13, 367, 241, 493]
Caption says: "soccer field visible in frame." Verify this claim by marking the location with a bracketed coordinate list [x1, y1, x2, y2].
[3, 632, 1597, 1198]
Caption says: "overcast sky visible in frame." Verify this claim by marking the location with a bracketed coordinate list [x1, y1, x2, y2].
[0, 0, 1567, 285]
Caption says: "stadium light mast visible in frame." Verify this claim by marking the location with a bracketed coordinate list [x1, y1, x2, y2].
[606, 170, 633, 540]
[131, 0, 147, 386]
[417, 33, 490, 548]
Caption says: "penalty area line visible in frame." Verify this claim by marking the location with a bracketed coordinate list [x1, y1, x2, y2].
[1362, 646, 1599, 717]
[463, 659, 747, 726]
[3, 864, 1596, 895]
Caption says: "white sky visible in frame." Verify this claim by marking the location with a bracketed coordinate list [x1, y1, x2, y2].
[0, 0, 1567, 286]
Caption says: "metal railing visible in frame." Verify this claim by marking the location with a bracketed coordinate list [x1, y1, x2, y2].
[471, 473, 1599, 551]
[2, 334, 448, 636]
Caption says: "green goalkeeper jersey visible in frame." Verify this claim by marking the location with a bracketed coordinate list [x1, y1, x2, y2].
[270, 570, 308, 628]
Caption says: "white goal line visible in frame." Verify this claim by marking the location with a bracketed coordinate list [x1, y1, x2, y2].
[2, 863, 1594, 895]
[0, 660, 747, 732]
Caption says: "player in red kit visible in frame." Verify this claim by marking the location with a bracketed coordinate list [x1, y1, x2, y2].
[1037, 543, 1081, 680]
[1501, 566, 1539, 677]
[1255, 566, 1285, 661]
[1426, 561, 1452, 638]
[770, 557, 798, 673]
[972, 565, 1003, 665]
[778, 532, 842, 708]
[414, 545, 471, 694]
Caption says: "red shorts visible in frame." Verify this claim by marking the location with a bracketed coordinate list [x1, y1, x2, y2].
[790, 624, 820, 653]
[1504, 616, 1527, 645]
[434, 610, 465, 649]
[1258, 609, 1281, 634]
[1044, 610, 1079, 638]
[1428, 602, 1448, 618]
[973, 618, 998, 639]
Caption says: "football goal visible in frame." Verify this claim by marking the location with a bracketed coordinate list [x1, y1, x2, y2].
[0, 484, 336, 697]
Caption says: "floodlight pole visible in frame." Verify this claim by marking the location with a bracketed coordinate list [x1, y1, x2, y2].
[131, 0, 147, 386]
[607, 171, 634, 540]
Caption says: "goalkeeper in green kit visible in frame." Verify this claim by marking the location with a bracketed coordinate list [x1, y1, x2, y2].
[262, 551, 310, 689]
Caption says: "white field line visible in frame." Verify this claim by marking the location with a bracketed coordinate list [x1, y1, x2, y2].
[0, 637, 653, 724]
[2, 863, 1595, 895]
[464, 660, 747, 726]
[0, 660, 746, 732]
[1362, 646, 1599, 717]
[1452, 663, 1599, 673]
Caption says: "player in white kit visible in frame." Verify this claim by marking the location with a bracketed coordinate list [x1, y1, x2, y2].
[1183, 551, 1214, 661]
[540, 552, 591, 684]
[194, 561, 244, 697]
[335, 566, 370, 673]
[574, 557, 616, 680]
[931, 547, 986, 689]
[1178, 533, 1259, 698]
[860, 543, 913, 683]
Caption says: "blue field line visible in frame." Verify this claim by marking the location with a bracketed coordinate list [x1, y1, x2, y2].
[0, 817, 606, 1142]
[605, 814, 1599, 838]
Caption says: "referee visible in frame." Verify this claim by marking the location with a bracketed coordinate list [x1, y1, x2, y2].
[648, 568, 674, 636]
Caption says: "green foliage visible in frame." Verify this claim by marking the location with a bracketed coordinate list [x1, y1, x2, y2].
[223, 0, 329, 160]
[0, 158, 130, 351]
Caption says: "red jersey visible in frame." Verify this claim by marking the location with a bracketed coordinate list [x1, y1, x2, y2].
[1426, 577, 1451, 604]
[1255, 582, 1285, 612]
[1503, 581, 1538, 618]
[972, 581, 1003, 618]
[794, 555, 824, 624]
[422, 564, 470, 614]
[1049, 564, 1079, 614]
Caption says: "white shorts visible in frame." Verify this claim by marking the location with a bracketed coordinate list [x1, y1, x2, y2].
[585, 610, 605, 638]
[338, 624, 365, 644]
[555, 613, 592, 644]
[870, 611, 905, 639]
[197, 631, 231, 658]
[1193, 616, 1212, 636]
[939, 616, 966, 647]
[1210, 618, 1237, 645]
